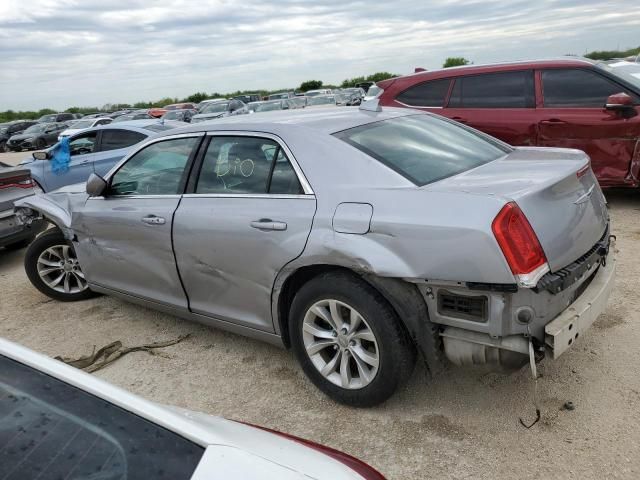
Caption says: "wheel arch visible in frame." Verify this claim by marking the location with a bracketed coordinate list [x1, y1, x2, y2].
[274, 264, 445, 375]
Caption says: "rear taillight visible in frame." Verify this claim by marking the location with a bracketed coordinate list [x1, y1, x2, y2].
[0, 175, 34, 190]
[492, 202, 548, 285]
[240, 422, 386, 480]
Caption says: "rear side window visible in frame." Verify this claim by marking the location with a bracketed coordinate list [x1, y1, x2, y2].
[396, 78, 451, 107]
[100, 129, 146, 151]
[542, 68, 638, 107]
[449, 70, 535, 108]
[195, 136, 302, 195]
[0, 354, 203, 480]
[334, 114, 510, 186]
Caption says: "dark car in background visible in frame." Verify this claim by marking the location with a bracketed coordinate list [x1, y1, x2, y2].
[234, 94, 262, 104]
[377, 57, 640, 188]
[6, 122, 68, 151]
[36, 112, 75, 123]
[0, 163, 46, 249]
[0, 120, 38, 152]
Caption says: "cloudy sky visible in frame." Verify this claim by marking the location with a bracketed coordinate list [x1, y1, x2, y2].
[1, 0, 639, 110]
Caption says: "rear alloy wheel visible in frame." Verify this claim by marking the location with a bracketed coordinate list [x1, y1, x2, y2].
[25, 229, 97, 302]
[290, 272, 416, 407]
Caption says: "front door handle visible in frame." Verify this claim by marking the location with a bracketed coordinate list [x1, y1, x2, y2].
[540, 119, 567, 125]
[141, 215, 166, 225]
[250, 219, 287, 231]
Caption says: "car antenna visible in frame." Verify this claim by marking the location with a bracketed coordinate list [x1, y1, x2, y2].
[359, 99, 382, 112]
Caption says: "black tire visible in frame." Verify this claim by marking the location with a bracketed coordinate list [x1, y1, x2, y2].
[3, 236, 35, 251]
[0, 141, 7, 153]
[289, 271, 416, 407]
[24, 229, 97, 302]
[35, 138, 46, 150]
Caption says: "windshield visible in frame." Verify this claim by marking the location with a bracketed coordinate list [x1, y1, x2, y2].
[598, 61, 640, 91]
[202, 102, 229, 114]
[70, 120, 95, 129]
[37, 114, 56, 123]
[0, 127, 7, 134]
[163, 110, 183, 119]
[256, 101, 282, 112]
[24, 124, 47, 134]
[308, 95, 336, 106]
[112, 115, 134, 122]
[334, 114, 511, 186]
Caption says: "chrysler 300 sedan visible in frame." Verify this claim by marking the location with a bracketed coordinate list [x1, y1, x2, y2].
[15, 105, 615, 406]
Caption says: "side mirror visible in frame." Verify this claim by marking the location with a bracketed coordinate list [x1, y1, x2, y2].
[33, 151, 49, 161]
[605, 92, 637, 118]
[86, 173, 108, 197]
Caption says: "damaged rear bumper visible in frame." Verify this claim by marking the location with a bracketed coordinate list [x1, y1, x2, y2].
[544, 239, 616, 359]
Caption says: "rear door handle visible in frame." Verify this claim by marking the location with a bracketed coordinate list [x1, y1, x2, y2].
[540, 119, 567, 125]
[250, 219, 287, 231]
[451, 116, 468, 124]
[141, 215, 166, 225]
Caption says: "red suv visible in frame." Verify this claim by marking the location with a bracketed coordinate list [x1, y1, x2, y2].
[378, 58, 640, 188]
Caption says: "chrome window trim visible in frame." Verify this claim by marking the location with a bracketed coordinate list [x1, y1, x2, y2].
[88, 194, 183, 201]
[182, 193, 314, 200]
[102, 132, 206, 182]
[202, 130, 314, 195]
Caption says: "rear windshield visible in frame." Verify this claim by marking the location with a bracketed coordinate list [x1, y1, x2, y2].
[334, 114, 510, 186]
[0, 354, 203, 480]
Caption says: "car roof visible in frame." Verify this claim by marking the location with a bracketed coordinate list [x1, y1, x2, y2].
[168, 106, 416, 136]
[389, 57, 597, 83]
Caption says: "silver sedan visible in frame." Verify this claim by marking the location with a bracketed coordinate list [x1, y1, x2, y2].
[16, 105, 615, 406]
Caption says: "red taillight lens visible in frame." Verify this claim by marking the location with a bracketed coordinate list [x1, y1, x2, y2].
[239, 422, 386, 480]
[491, 202, 547, 275]
[0, 175, 34, 190]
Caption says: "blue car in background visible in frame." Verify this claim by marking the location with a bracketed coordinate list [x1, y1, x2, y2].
[19, 120, 182, 192]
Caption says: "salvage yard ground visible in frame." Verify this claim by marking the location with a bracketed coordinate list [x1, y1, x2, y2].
[1, 151, 639, 479]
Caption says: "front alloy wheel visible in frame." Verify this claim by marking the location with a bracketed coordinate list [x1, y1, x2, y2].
[25, 229, 97, 302]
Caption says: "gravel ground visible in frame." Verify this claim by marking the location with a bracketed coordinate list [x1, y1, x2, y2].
[1, 151, 639, 479]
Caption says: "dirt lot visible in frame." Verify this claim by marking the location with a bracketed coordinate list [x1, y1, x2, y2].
[1, 150, 639, 479]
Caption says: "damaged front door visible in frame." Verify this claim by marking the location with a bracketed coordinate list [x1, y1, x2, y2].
[74, 136, 201, 308]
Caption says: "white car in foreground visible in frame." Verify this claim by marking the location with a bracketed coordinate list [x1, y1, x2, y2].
[57, 117, 112, 140]
[0, 337, 385, 480]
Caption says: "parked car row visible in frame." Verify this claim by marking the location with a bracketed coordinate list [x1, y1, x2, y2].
[376, 57, 640, 188]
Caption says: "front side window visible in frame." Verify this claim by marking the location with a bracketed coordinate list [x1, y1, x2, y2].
[542, 68, 639, 107]
[0, 354, 203, 480]
[448, 70, 535, 108]
[100, 129, 147, 152]
[196, 136, 302, 195]
[69, 131, 97, 156]
[396, 78, 451, 107]
[110, 137, 198, 195]
[334, 114, 510, 186]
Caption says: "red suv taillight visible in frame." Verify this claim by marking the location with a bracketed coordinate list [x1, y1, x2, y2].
[492, 202, 548, 280]
[240, 422, 386, 479]
[0, 174, 34, 190]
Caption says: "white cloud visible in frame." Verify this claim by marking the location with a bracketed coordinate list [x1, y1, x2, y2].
[0, 0, 638, 110]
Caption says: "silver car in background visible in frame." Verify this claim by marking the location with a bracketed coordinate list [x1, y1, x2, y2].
[16, 106, 615, 406]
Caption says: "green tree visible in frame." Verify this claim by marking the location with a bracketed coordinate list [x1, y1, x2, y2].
[299, 80, 323, 92]
[584, 46, 640, 60]
[443, 57, 470, 68]
[184, 92, 210, 103]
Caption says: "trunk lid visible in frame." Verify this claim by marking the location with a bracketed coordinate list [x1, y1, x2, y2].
[428, 147, 608, 272]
